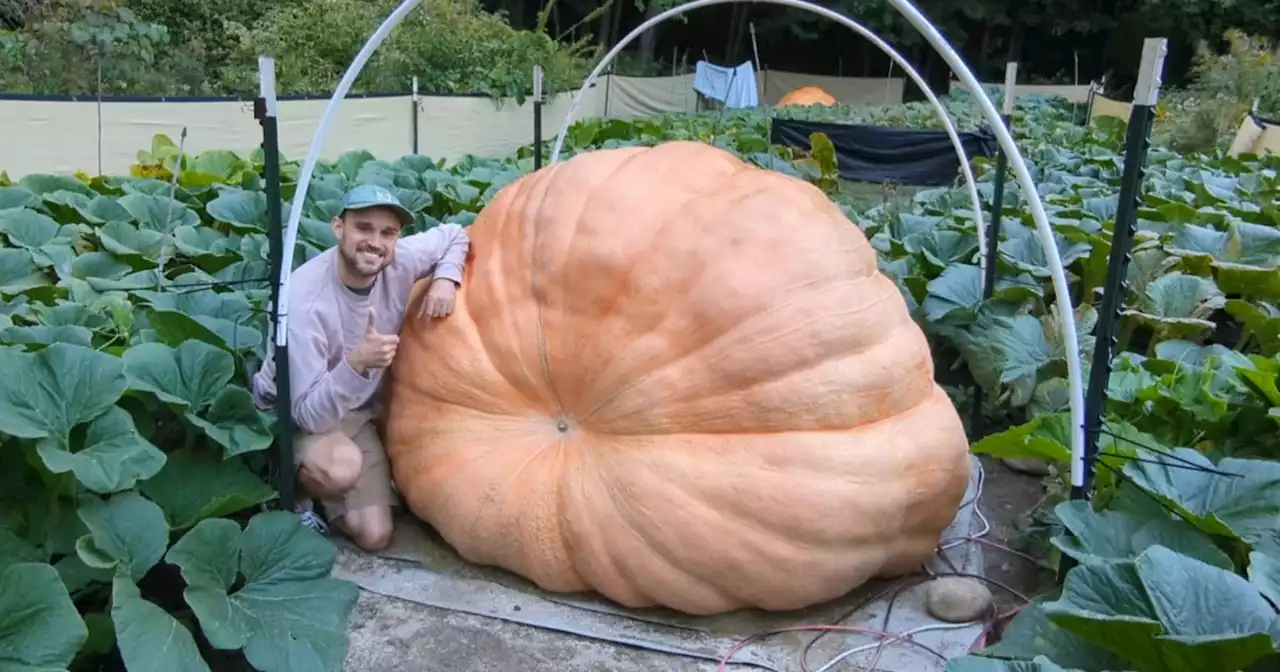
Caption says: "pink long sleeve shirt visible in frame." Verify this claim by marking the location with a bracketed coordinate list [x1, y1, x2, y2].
[252, 223, 471, 435]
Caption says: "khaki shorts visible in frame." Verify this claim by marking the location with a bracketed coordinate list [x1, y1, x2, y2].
[294, 407, 399, 519]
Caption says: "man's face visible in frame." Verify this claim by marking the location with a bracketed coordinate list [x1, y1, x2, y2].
[332, 206, 402, 282]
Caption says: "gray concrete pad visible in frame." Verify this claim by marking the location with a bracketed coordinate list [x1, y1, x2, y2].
[336, 455, 987, 671]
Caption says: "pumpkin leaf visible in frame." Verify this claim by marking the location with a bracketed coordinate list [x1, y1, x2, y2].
[975, 599, 1126, 670]
[0, 562, 89, 671]
[111, 575, 210, 672]
[1050, 500, 1234, 570]
[1120, 272, 1226, 341]
[166, 512, 360, 672]
[1041, 546, 1279, 672]
[1120, 447, 1280, 557]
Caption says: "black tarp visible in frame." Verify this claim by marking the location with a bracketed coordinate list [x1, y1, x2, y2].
[769, 119, 999, 186]
[1252, 112, 1279, 127]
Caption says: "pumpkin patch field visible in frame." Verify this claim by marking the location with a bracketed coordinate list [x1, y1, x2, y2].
[1, 93, 1279, 671]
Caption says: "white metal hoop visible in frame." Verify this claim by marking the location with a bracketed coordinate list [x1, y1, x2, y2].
[276, 0, 1087, 495]
[275, 0, 424, 352]
[546, 2, 990, 285]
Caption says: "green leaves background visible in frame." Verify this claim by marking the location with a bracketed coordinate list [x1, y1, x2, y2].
[1, 91, 1279, 671]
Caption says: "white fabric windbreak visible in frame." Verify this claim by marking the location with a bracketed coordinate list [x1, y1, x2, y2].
[0, 72, 1090, 178]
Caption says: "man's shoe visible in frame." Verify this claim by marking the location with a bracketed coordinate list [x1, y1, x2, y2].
[295, 498, 330, 535]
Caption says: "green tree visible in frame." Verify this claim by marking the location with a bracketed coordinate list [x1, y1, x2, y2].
[0, 2, 207, 95]
[218, 0, 595, 98]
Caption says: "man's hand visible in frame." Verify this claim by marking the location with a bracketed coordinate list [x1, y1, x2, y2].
[347, 310, 399, 374]
[422, 278, 458, 319]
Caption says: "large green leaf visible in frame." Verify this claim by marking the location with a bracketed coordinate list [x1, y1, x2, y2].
[120, 339, 272, 454]
[956, 313, 1054, 404]
[97, 221, 167, 261]
[0, 208, 66, 249]
[187, 386, 275, 456]
[1042, 545, 1280, 672]
[111, 576, 210, 672]
[167, 512, 360, 672]
[0, 186, 40, 210]
[1248, 551, 1280, 610]
[75, 491, 170, 583]
[35, 405, 166, 494]
[0, 563, 88, 671]
[970, 412, 1073, 462]
[139, 448, 276, 529]
[118, 192, 199, 232]
[206, 189, 268, 233]
[977, 599, 1127, 670]
[146, 309, 263, 354]
[0, 248, 50, 295]
[1051, 500, 1234, 569]
[0, 343, 128, 442]
[1120, 272, 1226, 341]
[122, 340, 234, 409]
[922, 263, 1041, 323]
[1122, 448, 1280, 557]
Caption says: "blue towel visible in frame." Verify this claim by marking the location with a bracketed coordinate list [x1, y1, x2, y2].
[693, 60, 759, 109]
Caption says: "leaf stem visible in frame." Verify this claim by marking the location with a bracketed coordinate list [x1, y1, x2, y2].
[1234, 326, 1254, 352]
[1116, 316, 1137, 355]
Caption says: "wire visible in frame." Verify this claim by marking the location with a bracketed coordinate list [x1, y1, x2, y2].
[720, 458, 1043, 671]
[716, 624, 948, 672]
[812, 621, 980, 672]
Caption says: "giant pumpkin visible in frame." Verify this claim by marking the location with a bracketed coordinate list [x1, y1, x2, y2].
[382, 140, 971, 616]
[777, 85, 837, 107]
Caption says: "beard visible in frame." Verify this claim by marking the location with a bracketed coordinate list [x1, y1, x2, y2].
[340, 244, 392, 279]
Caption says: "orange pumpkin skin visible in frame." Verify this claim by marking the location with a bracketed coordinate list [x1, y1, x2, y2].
[777, 85, 838, 107]
[383, 141, 971, 616]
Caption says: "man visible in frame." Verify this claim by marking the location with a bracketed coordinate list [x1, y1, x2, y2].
[253, 183, 471, 552]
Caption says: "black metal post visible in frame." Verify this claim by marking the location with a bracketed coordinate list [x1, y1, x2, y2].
[533, 102, 543, 171]
[411, 76, 420, 155]
[969, 63, 1017, 438]
[533, 65, 544, 171]
[1076, 38, 1165, 501]
[1059, 37, 1167, 582]
[257, 57, 295, 512]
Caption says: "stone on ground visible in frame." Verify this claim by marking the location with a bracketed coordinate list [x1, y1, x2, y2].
[925, 576, 994, 623]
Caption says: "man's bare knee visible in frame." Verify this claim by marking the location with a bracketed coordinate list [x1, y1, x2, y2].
[299, 438, 362, 498]
[342, 507, 393, 552]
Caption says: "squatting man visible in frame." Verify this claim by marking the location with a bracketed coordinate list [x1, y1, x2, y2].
[252, 184, 471, 552]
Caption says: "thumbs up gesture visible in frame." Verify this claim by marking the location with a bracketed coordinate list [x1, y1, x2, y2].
[346, 309, 399, 375]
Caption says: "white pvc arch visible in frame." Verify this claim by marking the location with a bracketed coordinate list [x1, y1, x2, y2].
[547, 5, 991, 285]
[274, 0, 1088, 495]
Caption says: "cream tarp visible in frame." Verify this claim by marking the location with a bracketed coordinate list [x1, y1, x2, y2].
[0, 71, 1104, 179]
[1, 86, 608, 178]
[600, 74, 698, 118]
[1089, 94, 1132, 122]
[417, 85, 606, 158]
[1228, 114, 1280, 157]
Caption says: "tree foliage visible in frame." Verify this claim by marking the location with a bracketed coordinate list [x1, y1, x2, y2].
[2, 0, 1280, 97]
[0, 0, 597, 97]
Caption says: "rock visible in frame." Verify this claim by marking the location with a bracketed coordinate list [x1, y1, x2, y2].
[1001, 456, 1051, 476]
[925, 576, 994, 623]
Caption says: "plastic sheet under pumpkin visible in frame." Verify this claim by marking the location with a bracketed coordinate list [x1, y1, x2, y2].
[382, 140, 972, 616]
[777, 85, 837, 107]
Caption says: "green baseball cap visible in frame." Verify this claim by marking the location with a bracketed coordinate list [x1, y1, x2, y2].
[340, 183, 414, 228]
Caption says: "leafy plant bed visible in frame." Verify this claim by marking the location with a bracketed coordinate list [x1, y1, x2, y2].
[1, 92, 1278, 671]
[558, 96, 1280, 670]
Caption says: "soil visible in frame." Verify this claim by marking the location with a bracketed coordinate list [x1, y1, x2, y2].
[973, 455, 1056, 613]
